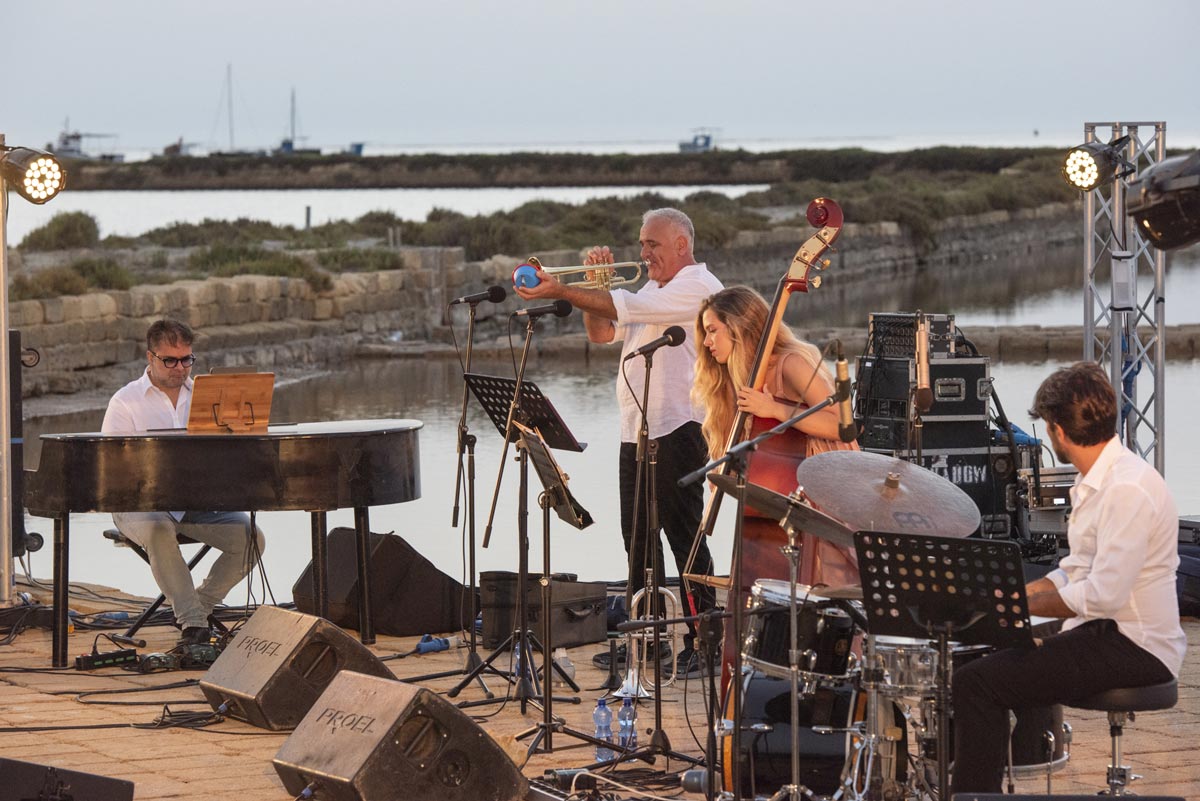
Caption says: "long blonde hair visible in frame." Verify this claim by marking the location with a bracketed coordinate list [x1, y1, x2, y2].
[691, 286, 829, 458]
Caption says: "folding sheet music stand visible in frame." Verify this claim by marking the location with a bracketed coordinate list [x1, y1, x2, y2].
[464, 373, 584, 452]
[511, 420, 616, 757]
[854, 530, 1034, 796]
[447, 373, 585, 710]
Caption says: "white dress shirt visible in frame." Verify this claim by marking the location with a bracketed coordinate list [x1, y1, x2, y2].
[101, 368, 194, 434]
[610, 262, 724, 442]
[101, 369, 194, 521]
[1046, 437, 1186, 676]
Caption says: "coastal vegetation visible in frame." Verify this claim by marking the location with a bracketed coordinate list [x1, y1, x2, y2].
[11, 147, 1079, 299]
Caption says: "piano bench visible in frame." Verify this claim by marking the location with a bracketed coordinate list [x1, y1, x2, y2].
[102, 528, 213, 639]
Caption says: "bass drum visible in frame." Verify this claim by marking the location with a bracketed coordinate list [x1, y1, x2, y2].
[723, 670, 906, 799]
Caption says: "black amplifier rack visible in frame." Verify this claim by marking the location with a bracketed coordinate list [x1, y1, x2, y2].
[868, 311, 956, 359]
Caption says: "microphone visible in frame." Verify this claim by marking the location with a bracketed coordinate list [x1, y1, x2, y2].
[623, 325, 687, 361]
[836, 341, 857, 443]
[450, 285, 507, 306]
[914, 311, 933, 412]
[513, 299, 573, 318]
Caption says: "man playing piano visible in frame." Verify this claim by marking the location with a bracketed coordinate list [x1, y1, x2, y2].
[101, 320, 266, 647]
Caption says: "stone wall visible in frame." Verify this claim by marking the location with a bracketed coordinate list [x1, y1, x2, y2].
[9, 203, 1086, 397]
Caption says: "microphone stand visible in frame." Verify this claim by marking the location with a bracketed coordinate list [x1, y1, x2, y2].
[410, 298, 492, 693]
[611, 349, 699, 767]
[448, 313, 558, 708]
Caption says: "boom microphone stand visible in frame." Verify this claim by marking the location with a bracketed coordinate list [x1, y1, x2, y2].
[611, 347, 699, 767]
[447, 304, 584, 709]
[410, 291, 502, 692]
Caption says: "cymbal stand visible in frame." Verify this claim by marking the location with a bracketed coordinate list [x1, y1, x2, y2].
[768, 515, 814, 801]
[411, 297, 493, 694]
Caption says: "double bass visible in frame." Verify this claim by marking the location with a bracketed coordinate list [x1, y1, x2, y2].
[691, 198, 847, 797]
[684, 196, 846, 591]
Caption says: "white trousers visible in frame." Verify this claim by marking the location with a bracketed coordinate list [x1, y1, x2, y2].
[112, 511, 265, 630]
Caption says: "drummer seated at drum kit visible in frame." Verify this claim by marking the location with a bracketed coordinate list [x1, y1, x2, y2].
[949, 362, 1186, 797]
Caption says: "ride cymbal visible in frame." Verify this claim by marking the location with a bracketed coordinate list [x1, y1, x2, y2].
[795, 450, 980, 538]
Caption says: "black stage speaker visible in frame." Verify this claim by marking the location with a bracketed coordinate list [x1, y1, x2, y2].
[273, 671, 528, 801]
[954, 796, 1185, 800]
[199, 605, 393, 731]
[0, 757, 134, 801]
[293, 528, 475, 636]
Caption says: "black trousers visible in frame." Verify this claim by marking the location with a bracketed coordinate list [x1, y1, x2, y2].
[619, 421, 716, 625]
[950, 618, 1172, 795]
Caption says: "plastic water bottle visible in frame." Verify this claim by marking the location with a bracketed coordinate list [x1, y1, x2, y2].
[552, 647, 576, 688]
[592, 698, 615, 762]
[617, 697, 638, 750]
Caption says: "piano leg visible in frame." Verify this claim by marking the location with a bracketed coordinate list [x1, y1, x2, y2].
[353, 506, 374, 645]
[309, 511, 328, 619]
[52, 515, 69, 668]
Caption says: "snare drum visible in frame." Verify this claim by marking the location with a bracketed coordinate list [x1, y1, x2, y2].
[742, 579, 855, 680]
[870, 636, 938, 697]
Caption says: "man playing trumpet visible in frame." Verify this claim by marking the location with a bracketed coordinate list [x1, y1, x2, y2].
[515, 207, 724, 678]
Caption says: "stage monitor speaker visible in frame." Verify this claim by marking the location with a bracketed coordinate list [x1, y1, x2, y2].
[273, 671, 528, 801]
[292, 528, 475, 637]
[200, 605, 393, 731]
[0, 757, 134, 801]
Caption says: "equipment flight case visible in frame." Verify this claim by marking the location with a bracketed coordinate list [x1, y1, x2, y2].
[480, 571, 608, 650]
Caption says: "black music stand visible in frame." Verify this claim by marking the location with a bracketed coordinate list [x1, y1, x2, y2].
[513, 420, 614, 757]
[854, 530, 1034, 797]
[447, 374, 585, 709]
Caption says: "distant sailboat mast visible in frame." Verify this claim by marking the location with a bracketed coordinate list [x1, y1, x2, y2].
[227, 63, 235, 151]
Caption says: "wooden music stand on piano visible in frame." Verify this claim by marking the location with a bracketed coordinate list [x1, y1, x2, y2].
[186, 372, 275, 434]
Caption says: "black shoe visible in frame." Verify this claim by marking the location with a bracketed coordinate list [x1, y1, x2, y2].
[593, 643, 628, 670]
[178, 626, 212, 647]
[674, 647, 710, 679]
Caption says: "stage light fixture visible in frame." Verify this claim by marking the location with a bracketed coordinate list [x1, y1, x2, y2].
[1126, 150, 1200, 251]
[1062, 136, 1132, 191]
[0, 147, 66, 204]
[2, 137, 67, 607]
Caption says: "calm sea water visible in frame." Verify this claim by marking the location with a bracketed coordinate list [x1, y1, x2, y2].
[21, 355, 1200, 604]
[3, 184, 769, 245]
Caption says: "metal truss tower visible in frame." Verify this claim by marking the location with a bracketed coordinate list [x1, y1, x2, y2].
[1081, 121, 1167, 474]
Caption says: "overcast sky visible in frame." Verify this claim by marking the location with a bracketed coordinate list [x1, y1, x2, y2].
[4, 1, 1199, 154]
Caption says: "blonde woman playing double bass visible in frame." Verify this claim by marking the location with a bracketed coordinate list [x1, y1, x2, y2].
[692, 286, 859, 672]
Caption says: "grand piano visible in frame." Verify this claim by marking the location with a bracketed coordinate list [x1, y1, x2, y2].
[24, 419, 422, 667]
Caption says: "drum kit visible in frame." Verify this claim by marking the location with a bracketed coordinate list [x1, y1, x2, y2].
[714, 450, 1070, 801]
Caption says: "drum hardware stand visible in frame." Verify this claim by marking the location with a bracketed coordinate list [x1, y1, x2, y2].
[410, 296, 492, 694]
[852, 531, 1034, 799]
[679, 395, 839, 801]
[446, 314, 586, 708]
[768, 506, 816, 801]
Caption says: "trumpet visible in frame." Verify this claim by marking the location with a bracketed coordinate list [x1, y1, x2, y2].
[512, 256, 645, 291]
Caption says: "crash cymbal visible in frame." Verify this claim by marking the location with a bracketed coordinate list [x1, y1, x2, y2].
[708, 473, 856, 548]
[795, 450, 980, 538]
